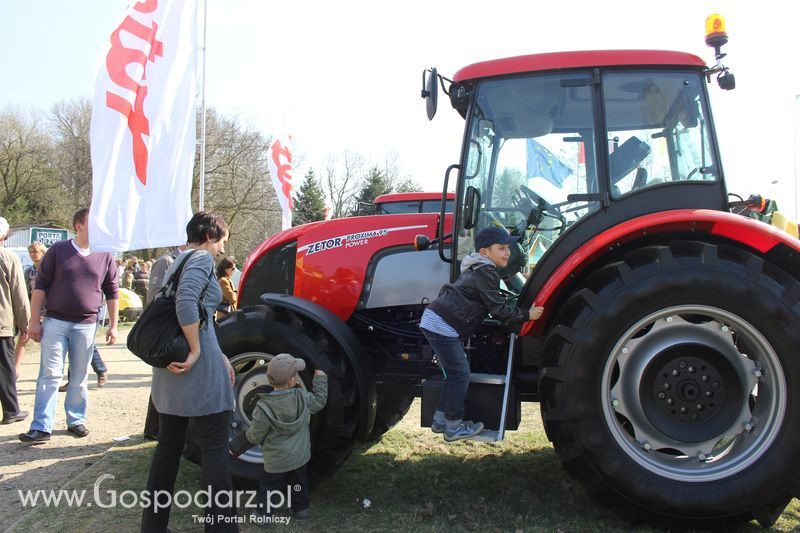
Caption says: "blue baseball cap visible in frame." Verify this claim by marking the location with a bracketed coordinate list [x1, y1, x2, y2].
[474, 226, 520, 252]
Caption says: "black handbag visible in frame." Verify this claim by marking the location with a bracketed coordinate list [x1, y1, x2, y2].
[127, 250, 214, 368]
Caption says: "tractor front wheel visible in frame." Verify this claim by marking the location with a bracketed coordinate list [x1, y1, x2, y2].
[540, 241, 800, 527]
[185, 305, 361, 485]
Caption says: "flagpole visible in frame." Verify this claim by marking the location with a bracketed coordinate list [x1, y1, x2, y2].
[198, 0, 208, 212]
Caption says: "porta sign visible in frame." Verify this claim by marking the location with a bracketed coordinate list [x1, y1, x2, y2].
[30, 228, 68, 247]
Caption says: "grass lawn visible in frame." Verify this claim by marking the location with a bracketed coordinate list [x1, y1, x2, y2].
[9, 401, 800, 532]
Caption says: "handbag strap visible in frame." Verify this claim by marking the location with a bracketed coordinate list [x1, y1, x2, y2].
[159, 250, 199, 298]
[195, 260, 216, 330]
[158, 249, 216, 329]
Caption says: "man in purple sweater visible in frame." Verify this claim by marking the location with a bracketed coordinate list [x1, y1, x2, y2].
[20, 208, 119, 443]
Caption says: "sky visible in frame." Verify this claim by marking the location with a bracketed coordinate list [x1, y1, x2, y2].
[1, 0, 799, 218]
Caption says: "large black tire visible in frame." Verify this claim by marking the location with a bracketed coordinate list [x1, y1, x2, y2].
[185, 305, 361, 486]
[539, 241, 800, 527]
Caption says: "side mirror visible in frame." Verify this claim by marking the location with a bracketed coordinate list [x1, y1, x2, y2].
[463, 186, 481, 230]
[421, 67, 438, 120]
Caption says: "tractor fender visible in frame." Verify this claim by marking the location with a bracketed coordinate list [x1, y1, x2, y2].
[523, 209, 800, 336]
[260, 293, 377, 438]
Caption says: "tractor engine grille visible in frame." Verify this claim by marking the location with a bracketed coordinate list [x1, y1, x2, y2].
[239, 241, 296, 307]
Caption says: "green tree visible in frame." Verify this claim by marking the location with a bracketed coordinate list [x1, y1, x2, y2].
[351, 166, 391, 216]
[49, 98, 93, 223]
[0, 108, 57, 224]
[395, 178, 423, 193]
[292, 169, 326, 226]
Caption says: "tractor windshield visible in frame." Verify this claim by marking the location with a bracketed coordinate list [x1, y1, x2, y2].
[455, 69, 718, 287]
[457, 72, 600, 283]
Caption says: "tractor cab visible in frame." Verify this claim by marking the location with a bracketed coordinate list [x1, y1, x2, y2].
[425, 51, 728, 298]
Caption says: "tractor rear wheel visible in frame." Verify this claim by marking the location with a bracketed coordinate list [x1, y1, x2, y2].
[185, 305, 361, 486]
[540, 241, 800, 527]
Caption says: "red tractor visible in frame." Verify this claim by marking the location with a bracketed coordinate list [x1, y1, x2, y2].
[213, 16, 800, 527]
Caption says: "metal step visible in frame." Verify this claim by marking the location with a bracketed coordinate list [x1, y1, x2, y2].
[470, 332, 518, 444]
[469, 372, 506, 385]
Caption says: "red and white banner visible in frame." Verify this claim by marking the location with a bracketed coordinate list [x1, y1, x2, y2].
[89, 0, 197, 252]
[268, 136, 294, 230]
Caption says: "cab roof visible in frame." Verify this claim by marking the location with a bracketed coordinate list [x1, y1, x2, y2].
[453, 50, 706, 82]
[374, 192, 455, 204]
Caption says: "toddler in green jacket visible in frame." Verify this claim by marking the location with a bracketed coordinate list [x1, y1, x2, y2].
[242, 353, 327, 522]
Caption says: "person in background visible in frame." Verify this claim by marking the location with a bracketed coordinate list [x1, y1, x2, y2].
[215, 257, 237, 320]
[0, 217, 30, 425]
[121, 268, 134, 290]
[129, 256, 141, 276]
[115, 259, 125, 283]
[140, 212, 236, 532]
[13, 241, 46, 374]
[146, 246, 186, 307]
[133, 261, 150, 303]
[19, 208, 118, 443]
[230, 257, 242, 289]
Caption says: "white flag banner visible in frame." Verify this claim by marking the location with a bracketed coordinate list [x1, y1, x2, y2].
[89, 0, 197, 252]
[268, 136, 294, 230]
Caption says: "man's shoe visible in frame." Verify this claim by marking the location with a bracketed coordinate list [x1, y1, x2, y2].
[293, 508, 309, 520]
[1, 410, 28, 424]
[19, 430, 51, 443]
[58, 383, 68, 392]
[67, 424, 89, 438]
[431, 420, 446, 434]
[97, 372, 108, 387]
[444, 421, 484, 442]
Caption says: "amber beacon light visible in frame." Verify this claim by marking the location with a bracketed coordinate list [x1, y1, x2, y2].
[705, 13, 728, 50]
[703, 13, 735, 90]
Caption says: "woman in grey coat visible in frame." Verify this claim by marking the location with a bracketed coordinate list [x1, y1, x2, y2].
[141, 212, 237, 533]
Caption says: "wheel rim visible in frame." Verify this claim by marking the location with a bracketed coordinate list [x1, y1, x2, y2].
[601, 305, 786, 482]
[229, 351, 308, 465]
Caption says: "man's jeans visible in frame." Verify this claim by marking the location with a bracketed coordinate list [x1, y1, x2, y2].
[30, 317, 97, 433]
[421, 329, 470, 422]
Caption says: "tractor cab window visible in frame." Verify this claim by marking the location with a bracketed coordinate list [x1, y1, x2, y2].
[457, 73, 600, 289]
[602, 71, 718, 197]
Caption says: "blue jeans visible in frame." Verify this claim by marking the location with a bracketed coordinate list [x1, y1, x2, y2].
[421, 329, 470, 422]
[91, 347, 107, 374]
[30, 317, 97, 433]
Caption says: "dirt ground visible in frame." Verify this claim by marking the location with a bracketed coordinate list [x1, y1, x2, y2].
[0, 325, 151, 527]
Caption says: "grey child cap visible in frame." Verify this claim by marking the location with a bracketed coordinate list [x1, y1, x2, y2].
[267, 353, 306, 386]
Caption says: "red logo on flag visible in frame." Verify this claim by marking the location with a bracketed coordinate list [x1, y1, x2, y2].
[105, 0, 163, 185]
[271, 140, 294, 209]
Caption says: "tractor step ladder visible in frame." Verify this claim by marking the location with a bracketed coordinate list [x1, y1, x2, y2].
[469, 333, 516, 443]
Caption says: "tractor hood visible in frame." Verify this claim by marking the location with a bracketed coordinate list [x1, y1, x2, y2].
[239, 213, 446, 320]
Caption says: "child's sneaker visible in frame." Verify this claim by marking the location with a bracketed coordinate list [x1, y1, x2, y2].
[431, 420, 446, 433]
[444, 421, 484, 442]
